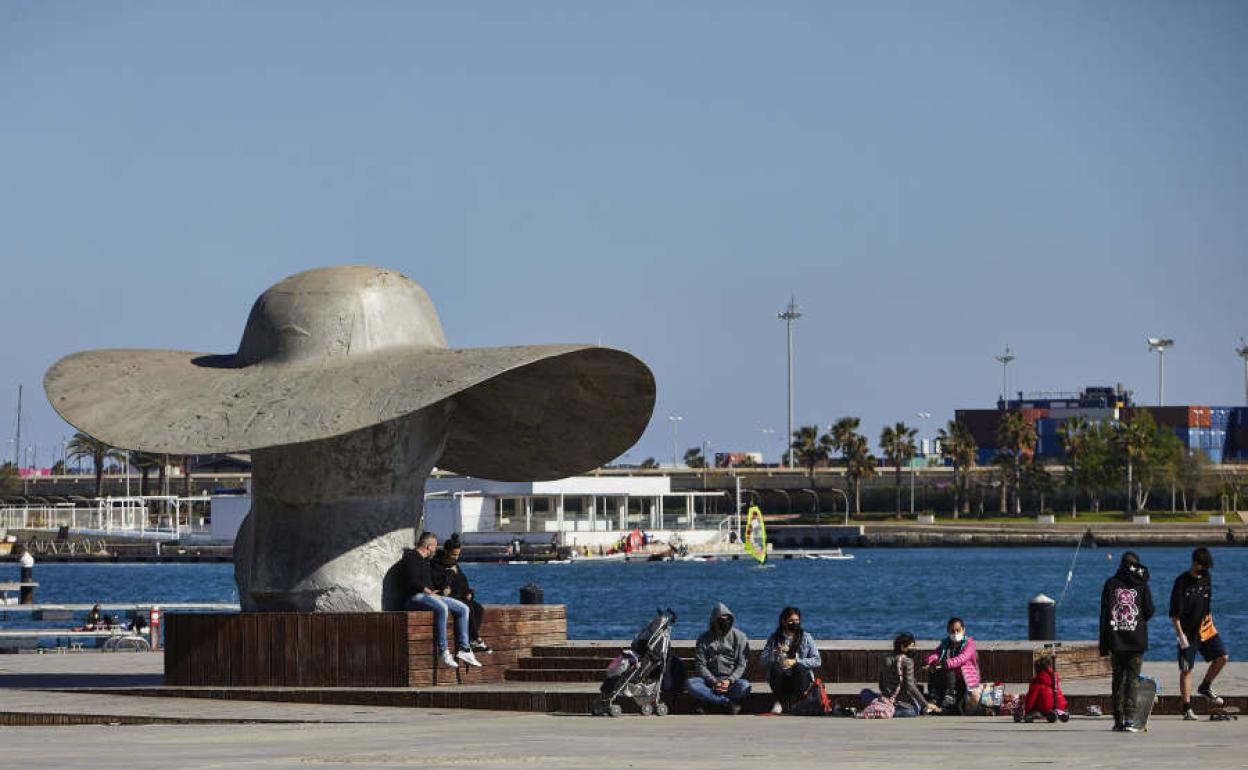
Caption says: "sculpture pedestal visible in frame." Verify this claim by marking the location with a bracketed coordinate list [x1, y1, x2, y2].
[163, 606, 567, 687]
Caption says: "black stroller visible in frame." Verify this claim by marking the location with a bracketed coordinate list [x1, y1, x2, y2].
[591, 609, 678, 717]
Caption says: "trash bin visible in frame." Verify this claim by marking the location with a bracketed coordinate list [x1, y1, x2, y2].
[519, 582, 544, 605]
[1029, 593, 1056, 641]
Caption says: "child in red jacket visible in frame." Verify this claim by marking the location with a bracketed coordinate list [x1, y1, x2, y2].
[1015, 657, 1070, 723]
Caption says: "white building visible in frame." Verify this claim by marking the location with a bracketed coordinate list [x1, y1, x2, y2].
[422, 475, 731, 549]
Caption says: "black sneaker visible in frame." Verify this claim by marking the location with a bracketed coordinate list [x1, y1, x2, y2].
[470, 639, 493, 654]
[693, 705, 706, 715]
[1123, 720, 1140, 733]
[1182, 706, 1198, 721]
[1197, 681, 1224, 706]
[1112, 721, 1125, 732]
[728, 701, 743, 716]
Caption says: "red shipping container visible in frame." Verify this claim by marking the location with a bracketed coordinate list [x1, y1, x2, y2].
[1020, 408, 1050, 423]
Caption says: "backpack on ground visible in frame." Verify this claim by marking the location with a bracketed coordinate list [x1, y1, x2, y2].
[789, 677, 833, 716]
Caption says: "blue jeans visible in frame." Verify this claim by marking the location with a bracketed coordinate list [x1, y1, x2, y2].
[687, 677, 751, 705]
[406, 593, 471, 652]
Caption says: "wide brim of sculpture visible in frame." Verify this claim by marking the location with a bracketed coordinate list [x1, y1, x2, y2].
[44, 344, 655, 481]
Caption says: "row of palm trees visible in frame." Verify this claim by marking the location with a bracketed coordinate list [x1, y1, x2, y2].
[789, 418, 924, 515]
[63, 432, 193, 499]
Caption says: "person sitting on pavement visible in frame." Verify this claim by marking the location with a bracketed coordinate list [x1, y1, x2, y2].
[84, 603, 104, 630]
[924, 617, 981, 714]
[1017, 655, 1069, 723]
[1099, 550, 1154, 732]
[869, 632, 938, 717]
[405, 531, 482, 670]
[1169, 546, 1229, 720]
[432, 533, 491, 654]
[687, 602, 752, 714]
[759, 606, 821, 714]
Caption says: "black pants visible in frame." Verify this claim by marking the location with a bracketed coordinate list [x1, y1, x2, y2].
[462, 595, 485, 641]
[927, 667, 966, 712]
[769, 662, 814, 704]
[1111, 651, 1143, 724]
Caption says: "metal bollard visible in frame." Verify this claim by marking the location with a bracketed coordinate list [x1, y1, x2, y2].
[519, 582, 544, 605]
[19, 550, 35, 605]
[1028, 593, 1056, 641]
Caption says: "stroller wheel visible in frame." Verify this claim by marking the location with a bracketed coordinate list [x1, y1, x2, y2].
[655, 702, 669, 717]
[640, 703, 653, 717]
[608, 704, 623, 718]
[1047, 712, 1058, 723]
[590, 699, 607, 717]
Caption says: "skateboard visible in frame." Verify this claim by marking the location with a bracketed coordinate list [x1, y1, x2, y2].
[1210, 706, 1239, 722]
[1134, 675, 1159, 731]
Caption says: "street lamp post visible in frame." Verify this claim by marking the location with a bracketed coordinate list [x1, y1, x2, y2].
[777, 297, 802, 468]
[912, 412, 931, 516]
[668, 415, 683, 468]
[761, 428, 779, 465]
[995, 346, 1015, 406]
[1237, 338, 1248, 407]
[1147, 337, 1175, 406]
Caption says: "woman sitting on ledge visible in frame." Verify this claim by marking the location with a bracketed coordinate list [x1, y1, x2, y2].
[867, 632, 938, 717]
[924, 616, 981, 713]
[759, 606, 821, 714]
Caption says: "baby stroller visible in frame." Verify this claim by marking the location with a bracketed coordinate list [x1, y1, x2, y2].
[591, 609, 677, 717]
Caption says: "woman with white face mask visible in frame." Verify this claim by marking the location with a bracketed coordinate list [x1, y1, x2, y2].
[923, 617, 981, 714]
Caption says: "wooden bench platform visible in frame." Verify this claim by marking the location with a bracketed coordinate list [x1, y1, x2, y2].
[164, 605, 567, 688]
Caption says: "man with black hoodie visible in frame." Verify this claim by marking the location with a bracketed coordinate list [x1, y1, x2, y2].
[1099, 551, 1155, 732]
[687, 602, 752, 714]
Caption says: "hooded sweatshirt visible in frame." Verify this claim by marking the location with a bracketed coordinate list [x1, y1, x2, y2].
[694, 602, 751, 683]
[1099, 560, 1155, 654]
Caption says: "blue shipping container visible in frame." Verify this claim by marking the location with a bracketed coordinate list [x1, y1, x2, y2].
[1207, 448, 1223, 464]
[1036, 418, 1057, 436]
[976, 448, 997, 465]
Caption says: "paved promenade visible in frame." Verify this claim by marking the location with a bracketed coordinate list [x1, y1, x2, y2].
[0, 653, 1242, 769]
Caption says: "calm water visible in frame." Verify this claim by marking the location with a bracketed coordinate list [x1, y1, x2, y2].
[7, 547, 1244, 661]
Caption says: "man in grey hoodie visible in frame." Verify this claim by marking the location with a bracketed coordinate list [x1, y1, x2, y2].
[687, 602, 752, 714]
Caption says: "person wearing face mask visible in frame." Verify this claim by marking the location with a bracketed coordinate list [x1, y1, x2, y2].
[1099, 550, 1154, 732]
[1169, 547, 1228, 720]
[759, 606, 821, 714]
[877, 633, 939, 717]
[687, 602, 752, 714]
[923, 617, 980, 714]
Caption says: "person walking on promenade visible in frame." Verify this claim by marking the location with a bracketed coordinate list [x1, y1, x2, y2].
[1099, 551, 1154, 732]
[432, 533, 491, 654]
[1170, 547, 1229, 720]
[687, 602, 752, 714]
[923, 617, 980, 714]
[405, 531, 482, 669]
[759, 606, 821, 714]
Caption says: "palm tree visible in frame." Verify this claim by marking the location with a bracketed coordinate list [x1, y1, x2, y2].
[790, 425, 833, 489]
[683, 447, 707, 468]
[129, 451, 163, 497]
[844, 434, 876, 515]
[1057, 417, 1089, 518]
[879, 422, 918, 516]
[829, 417, 861, 466]
[639, 457, 659, 469]
[937, 420, 977, 518]
[66, 432, 125, 498]
[997, 412, 1037, 514]
[1118, 411, 1156, 513]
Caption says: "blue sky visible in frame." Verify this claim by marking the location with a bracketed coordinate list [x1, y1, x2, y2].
[2, 1, 1246, 468]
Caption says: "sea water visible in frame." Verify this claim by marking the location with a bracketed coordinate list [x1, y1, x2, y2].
[6, 547, 1243, 661]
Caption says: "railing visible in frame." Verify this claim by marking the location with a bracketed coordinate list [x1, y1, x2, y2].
[0, 496, 212, 540]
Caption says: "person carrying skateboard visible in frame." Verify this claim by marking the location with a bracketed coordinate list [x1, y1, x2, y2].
[1099, 551, 1154, 733]
[1169, 547, 1229, 720]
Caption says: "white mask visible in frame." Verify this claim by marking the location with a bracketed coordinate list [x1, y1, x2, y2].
[949, 631, 965, 643]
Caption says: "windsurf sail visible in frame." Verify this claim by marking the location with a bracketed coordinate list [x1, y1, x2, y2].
[743, 505, 767, 564]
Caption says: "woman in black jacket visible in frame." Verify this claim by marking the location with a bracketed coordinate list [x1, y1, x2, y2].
[1099, 551, 1155, 732]
[432, 535, 491, 653]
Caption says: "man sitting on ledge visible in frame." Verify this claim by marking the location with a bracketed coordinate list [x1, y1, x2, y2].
[406, 531, 482, 669]
[687, 602, 751, 714]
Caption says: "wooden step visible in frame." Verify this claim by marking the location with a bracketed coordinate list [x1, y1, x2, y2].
[505, 668, 605, 683]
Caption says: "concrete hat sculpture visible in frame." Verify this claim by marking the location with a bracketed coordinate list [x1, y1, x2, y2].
[44, 265, 656, 611]
[45, 265, 655, 481]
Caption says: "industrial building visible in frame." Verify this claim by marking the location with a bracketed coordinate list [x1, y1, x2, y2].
[956, 385, 1248, 464]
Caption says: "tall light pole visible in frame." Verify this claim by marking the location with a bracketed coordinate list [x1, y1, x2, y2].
[777, 296, 802, 468]
[1147, 337, 1174, 406]
[912, 412, 931, 515]
[994, 346, 1015, 406]
[668, 415, 683, 468]
[1237, 338, 1248, 406]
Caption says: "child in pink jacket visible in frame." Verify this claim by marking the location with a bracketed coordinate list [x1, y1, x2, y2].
[924, 617, 981, 713]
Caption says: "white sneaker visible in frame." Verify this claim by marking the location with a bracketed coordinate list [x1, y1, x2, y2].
[456, 649, 483, 668]
[770, 701, 784, 715]
[440, 650, 458, 668]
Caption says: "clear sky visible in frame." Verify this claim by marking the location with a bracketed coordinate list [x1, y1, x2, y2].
[2, 1, 1246, 469]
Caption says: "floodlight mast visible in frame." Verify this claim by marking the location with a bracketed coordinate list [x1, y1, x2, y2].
[778, 296, 802, 468]
[994, 346, 1016, 406]
[668, 415, 683, 468]
[1147, 337, 1175, 406]
[1237, 338, 1248, 407]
